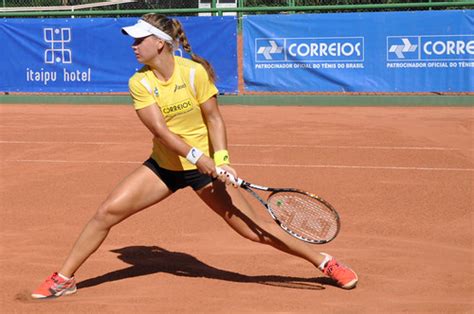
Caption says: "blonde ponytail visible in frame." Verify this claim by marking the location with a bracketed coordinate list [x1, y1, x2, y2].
[140, 13, 216, 84]
[172, 18, 216, 84]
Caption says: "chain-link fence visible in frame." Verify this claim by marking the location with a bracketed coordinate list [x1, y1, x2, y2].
[1, 0, 471, 17]
[246, 0, 427, 5]
[2, 0, 471, 8]
[0, 1, 198, 9]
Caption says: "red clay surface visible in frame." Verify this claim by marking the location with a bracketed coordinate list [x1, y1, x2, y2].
[0, 104, 472, 313]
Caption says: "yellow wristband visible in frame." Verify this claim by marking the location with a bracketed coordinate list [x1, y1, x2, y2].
[214, 149, 230, 166]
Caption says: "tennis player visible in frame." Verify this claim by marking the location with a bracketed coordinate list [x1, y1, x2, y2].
[31, 14, 357, 298]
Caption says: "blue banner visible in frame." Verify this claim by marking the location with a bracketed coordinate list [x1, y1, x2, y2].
[243, 10, 474, 92]
[0, 16, 237, 93]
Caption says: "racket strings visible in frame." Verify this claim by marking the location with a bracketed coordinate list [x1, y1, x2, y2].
[267, 192, 339, 242]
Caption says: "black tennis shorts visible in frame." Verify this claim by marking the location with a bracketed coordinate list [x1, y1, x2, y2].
[143, 157, 213, 192]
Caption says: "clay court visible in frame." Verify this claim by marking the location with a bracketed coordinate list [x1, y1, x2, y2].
[0, 103, 472, 313]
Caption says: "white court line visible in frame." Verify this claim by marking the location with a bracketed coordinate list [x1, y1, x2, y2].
[0, 140, 123, 145]
[231, 144, 474, 151]
[3, 159, 473, 172]
[0, 140, 471, 151]
[233, 163, 474, 172]
[3, 159, 140, 164]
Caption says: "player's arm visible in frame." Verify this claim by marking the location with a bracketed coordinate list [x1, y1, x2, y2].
[136, 104, 189, 156]
[200, 96, 236, 180]
[200, 96, 227, 152]
[135, 104, 215, 176]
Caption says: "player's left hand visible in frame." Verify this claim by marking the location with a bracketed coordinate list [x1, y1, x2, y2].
[216, 165, 239, 187]
[195, 155, 217, 178]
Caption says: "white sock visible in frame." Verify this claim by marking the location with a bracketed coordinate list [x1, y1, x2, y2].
[57, 272, 71, 280]
[318, 252, 332, 271]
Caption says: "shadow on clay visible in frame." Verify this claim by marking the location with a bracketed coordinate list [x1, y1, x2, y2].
[76, 245, 337, 291]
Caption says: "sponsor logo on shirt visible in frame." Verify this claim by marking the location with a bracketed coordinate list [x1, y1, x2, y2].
[174, 83, 187, 93]
[161, 99, 193, 117]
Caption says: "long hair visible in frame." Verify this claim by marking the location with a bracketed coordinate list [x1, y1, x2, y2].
[141, 13, 216, 84]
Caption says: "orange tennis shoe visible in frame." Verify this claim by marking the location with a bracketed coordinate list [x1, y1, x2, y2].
[31, 272, 77, 299]
[320, 253, 358, 289]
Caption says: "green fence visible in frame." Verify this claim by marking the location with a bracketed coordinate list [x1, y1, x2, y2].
[1, 0, 473, 17]
[2, 0, 473, 7]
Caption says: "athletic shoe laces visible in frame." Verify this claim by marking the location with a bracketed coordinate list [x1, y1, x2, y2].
[325, 261, 339, 276]
[46, 273, 63, 286]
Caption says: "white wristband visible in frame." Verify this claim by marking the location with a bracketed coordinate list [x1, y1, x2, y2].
[186, 147, 204, 165]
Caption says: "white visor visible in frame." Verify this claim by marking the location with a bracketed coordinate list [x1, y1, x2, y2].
[121, 19, 173, 42]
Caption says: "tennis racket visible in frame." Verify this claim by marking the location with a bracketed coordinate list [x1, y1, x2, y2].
[216, 167, 340, 244]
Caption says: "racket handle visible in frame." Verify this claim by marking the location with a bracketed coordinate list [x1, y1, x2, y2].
[215, 167, 244, 187]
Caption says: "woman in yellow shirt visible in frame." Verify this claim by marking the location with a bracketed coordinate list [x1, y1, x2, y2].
[31, 14, 357, 299]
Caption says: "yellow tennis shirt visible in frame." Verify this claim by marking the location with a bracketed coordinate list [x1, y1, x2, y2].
[128, 56, 218, 171]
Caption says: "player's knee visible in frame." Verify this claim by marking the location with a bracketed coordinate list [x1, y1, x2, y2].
[242, 231, 262, 243]
[255, 222, 284, 245]
[233, 219, 278, 244]
[93, 201, 120, 228]
[238, 227, 274, 245]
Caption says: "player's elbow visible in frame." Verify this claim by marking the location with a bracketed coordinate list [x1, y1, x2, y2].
[150, 127, 174, 147]
[148, 124, 167, 139]
[206, 115, 224, 129]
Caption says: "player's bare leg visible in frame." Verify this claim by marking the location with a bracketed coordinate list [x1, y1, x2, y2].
[31, 166, 173, 298]
[59, 165, 173, 277]
[196, 180, 325, 266]
[196, 180, 358, 289]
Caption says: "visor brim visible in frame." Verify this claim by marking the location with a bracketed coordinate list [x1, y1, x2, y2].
[121, 25, 152, 39]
